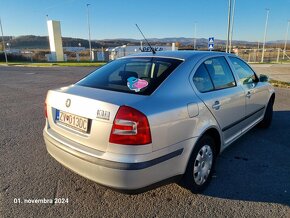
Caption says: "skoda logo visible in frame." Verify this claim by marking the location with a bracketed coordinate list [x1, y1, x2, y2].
[65, 99, 71, 107]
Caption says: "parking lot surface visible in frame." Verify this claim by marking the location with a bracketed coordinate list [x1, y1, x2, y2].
[0, 66, 289, 217]
[251, 63, 290, 83]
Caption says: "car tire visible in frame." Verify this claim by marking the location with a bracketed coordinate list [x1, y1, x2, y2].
[180, 135, 216, 193]
[258, 97, 274, 128]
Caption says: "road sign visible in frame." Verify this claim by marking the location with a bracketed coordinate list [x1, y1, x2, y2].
[208, 37, 214, 50]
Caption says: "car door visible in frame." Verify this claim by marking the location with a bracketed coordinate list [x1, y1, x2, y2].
[192, 56, 246, 146]
[228, 57, 269, 132]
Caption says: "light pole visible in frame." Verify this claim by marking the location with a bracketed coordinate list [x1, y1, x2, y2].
[282, 20, 290, 60]
[86, 3, 92, 61]
[0, 17, 8, 64]
[261, 9, 270, 63]
[226, 0, 232, 53]
[76, 43, 82, 62]
[122, 45, 126, 57]
[194, 22, 197, 50]
[7, 42, 10, 51]
[229, 0, 236, 53]
[257, 40, 260, 60]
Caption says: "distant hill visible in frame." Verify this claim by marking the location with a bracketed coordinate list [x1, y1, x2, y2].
[100, 37, 259, 47]
[2, 35, 283, 50]
[5, 35, 102, 49]
[8, 35, 49, 49]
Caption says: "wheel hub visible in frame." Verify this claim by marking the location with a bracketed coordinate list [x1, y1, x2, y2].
[193, 144, 213, 185]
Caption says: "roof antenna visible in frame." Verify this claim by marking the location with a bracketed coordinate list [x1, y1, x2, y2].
[135, 24, 156, 54]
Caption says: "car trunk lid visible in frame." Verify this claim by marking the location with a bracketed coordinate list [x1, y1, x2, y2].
[45, 85, 147, 152]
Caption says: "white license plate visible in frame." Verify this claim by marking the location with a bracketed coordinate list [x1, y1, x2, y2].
[56, 110, 89, 133]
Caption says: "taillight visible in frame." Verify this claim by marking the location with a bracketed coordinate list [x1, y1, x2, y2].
[109, 106, 152, 145]
[44, 102, 48, 118]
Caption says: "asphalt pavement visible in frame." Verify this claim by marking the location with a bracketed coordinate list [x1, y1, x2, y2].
[0, 66, 289, 217]
[251, 63, 290, 83]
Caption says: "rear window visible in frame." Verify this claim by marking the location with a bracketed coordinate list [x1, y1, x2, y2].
[76, 57, 183, 95]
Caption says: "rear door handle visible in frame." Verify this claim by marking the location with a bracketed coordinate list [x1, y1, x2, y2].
[212, 101, 221, 110]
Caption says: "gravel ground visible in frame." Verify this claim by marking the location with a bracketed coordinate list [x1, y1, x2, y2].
[0, 66, 289, 218]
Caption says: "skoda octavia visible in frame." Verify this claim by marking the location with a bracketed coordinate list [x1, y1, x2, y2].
[43, 51, 275, 193]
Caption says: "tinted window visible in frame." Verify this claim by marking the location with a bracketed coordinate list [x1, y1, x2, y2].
[77, 57, 183, 95]
[229, 57, 257, 84]
[204, 57, 236, 90]
[193, 64, 214, 93]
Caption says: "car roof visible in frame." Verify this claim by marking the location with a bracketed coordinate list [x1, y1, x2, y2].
[125, 50, 230, 61]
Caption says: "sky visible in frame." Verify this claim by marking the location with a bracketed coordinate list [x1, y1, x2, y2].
[0, 0, 290, 42]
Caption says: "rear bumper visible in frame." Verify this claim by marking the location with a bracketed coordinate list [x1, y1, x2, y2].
[43, 129, 195, 191]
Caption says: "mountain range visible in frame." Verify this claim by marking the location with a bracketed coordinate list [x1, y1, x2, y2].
[1, 35, 285, 50]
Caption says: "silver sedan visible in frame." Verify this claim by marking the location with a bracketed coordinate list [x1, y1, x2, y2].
[43, 51, 275, 193]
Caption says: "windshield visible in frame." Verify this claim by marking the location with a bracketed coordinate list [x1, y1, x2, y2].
[76, 57, 183, 95]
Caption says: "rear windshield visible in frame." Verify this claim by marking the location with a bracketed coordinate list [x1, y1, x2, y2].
[76, 57, 183, 95]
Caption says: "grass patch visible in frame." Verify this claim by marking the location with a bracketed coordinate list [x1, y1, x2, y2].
[270, 79, 290, 88]
[0, 61, 106, 67]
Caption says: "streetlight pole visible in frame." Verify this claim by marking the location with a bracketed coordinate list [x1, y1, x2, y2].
[194, 22, 197, 50]
[226, 0, 232, 53]
[261, 9, 270, 63]
[86, 4, 92, 61]
[7, 42, 10, 51]
[0, 17, 8, 64]
[282, 20, 290, 60]
[229, 0, 236, 53]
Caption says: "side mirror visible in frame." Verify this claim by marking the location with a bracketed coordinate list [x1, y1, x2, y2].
[259, 74, 269, 82]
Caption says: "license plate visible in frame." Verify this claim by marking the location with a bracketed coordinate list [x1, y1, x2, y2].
[56, 110, 89, 133]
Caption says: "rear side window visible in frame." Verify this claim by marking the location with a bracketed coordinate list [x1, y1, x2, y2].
[76, 57, 183, 95]
[204, 57, 236, 90]
[193, 57, 236, 92]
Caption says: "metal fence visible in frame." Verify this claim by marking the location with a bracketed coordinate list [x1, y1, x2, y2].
[236, 48, 290, 63]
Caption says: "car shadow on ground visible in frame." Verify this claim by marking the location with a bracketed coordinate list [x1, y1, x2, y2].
[203, 111, 290, 206]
